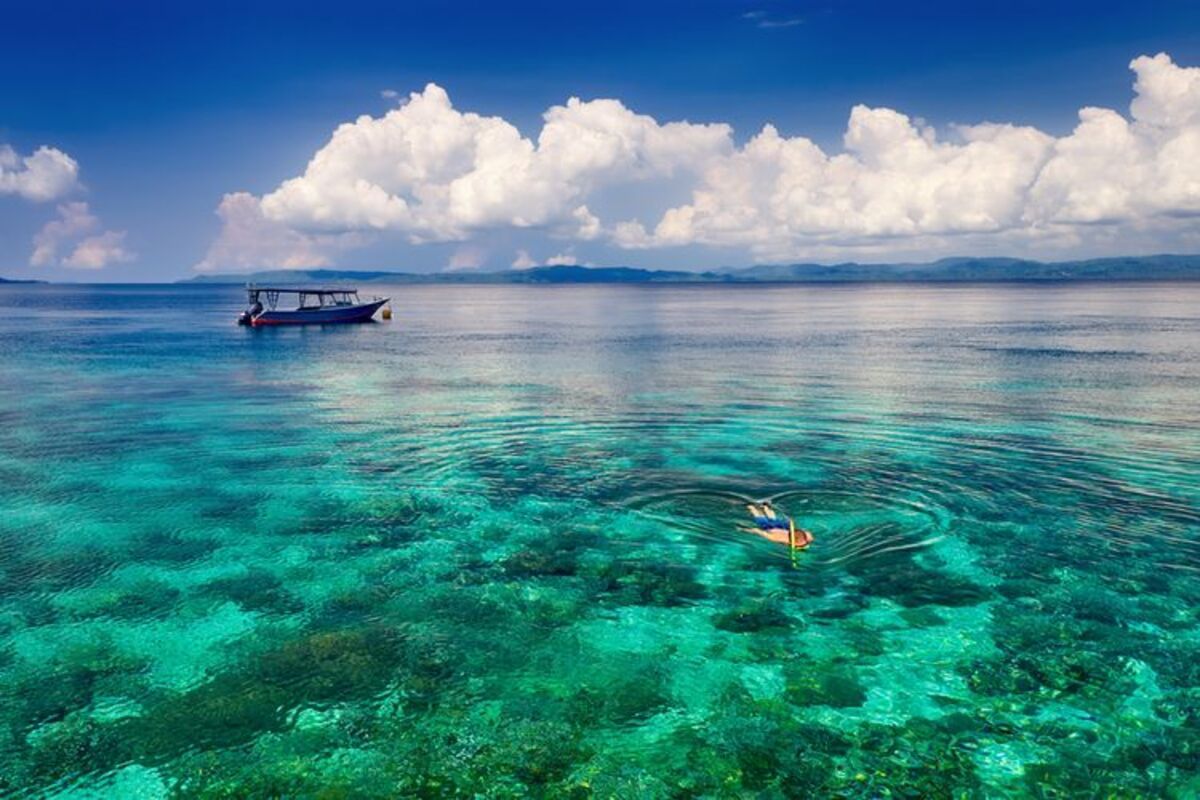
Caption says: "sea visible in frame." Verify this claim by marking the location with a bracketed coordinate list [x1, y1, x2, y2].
[0, 281, 1197, 797]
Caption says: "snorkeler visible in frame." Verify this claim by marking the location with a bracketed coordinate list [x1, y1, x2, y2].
[743, 501, 814, 549]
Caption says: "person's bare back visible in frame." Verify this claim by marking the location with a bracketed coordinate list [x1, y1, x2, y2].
[742, 502, 814, 549]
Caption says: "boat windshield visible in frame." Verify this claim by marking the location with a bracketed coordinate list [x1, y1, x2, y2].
[248, 287, 361, 310]
[299, 291, 359, 308]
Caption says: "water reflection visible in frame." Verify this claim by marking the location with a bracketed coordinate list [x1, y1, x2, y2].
[0, 282, 1197, 796]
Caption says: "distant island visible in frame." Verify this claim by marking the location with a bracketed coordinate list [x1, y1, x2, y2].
[0, 277, 45, 284]
[183, 255, 1200, 285]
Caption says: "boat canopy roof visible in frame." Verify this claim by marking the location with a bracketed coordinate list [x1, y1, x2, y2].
[248, 285, 359, 294]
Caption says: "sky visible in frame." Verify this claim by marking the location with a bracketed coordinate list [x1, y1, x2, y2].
[3, 0, 1200, 281]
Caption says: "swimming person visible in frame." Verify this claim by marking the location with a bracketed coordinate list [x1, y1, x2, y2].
[744, 501, 814, 549]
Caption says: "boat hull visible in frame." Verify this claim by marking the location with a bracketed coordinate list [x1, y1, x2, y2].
[250, 298, 388, 326]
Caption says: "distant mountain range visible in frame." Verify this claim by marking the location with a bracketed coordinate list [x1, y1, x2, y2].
[184, 265, 726, 284]
[181, 255, 1200, 285]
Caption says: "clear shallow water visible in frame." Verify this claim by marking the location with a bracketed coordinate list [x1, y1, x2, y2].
[1, 282, 1198, 797]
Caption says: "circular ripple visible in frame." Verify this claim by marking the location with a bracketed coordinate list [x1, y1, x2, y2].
[623, 485, 946, 567]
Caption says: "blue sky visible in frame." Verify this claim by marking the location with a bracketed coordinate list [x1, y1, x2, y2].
[3, 0, 1200, 281]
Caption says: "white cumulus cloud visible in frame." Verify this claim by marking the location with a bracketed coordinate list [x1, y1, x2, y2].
[0, 144, 80, 202]
[257, 84, 729, 241]
[626, 53, 1200, 259]
[511, 249, 537, 269]
[510, 248, 587, 267]
[63, 230, 134, 269]
[204, 53, 1200, 267]
[446, 244, 487, 271]
[544, 251, 579, 266]
[195, 192, 363, 272]
[30, 202, 134, 269]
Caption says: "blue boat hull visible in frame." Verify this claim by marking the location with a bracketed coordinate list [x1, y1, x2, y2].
[250, 298, 388, 326]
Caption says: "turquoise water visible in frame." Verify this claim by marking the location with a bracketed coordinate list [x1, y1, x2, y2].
[1, 282, 1198, 797]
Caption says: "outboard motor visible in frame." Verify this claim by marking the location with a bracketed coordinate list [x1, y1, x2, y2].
[237, 301, 263, 326]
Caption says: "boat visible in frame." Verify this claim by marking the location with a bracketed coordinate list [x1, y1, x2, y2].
[237, 285, 390, 326]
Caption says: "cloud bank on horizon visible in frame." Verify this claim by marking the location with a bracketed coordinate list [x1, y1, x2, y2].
[0, 145, 79, 202]
[31, 203, 135, 270]
[2, 144, 133, 269]
[186, 52, 1196, 271]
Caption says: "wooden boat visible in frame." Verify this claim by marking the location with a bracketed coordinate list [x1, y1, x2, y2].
[237, 286, 389, 326]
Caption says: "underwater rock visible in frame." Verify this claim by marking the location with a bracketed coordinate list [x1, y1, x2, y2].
[137, 531, 215, 564]
[713, 598, 795, 634]
[133, 672, 292, 755]
[1059, 585, 1135, 626]
[837, 621, 887, 658]
[996, 576, 1058, 601]
[317, 585, 401, 626]
[331, 492, 459, 551]
[257, 627, 405, 701]
[13, 596, 61, 627]
[937, 711, 981, 737]
[784, 665, 867, 708]
[424, 586, 514, 627]
[1022, 753, 1159, 798]
[794, 722, 854, 757]
[899, 606, 947, 628]
[510, 590, 588, 632]
[1, 547, 117, 596]
[819, 719, 987, 797]
[503, 546, 580, 578]
[962, 646, 1122, 700]
[168, 745, 388, 799]
[16, 647, 148, 728]
[980, 602, 1149, 702]
[362, 491, 446, 526]
[1152, 689, 1200, 771]
[343, 525, 424, 551]
[588, 559, 708, 607]
[19, 667, 110, 728]
[475, 719, 591, 789]
[28, 714, 134, 783]
[74, 579, 181, 621]
[809, 593, 870, 620]
[391, 628, 460, 705]
[853, 556, 992, 608]
[199, 569, 304, 615]
[567, 664, 671, 725]
[128, 626, 407, 758]
[1136, 636, 1200, 690]
[715, 714, 799, 790]
[682, 693, 850, 794]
